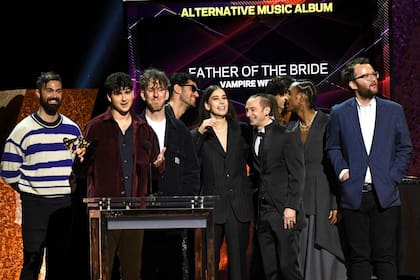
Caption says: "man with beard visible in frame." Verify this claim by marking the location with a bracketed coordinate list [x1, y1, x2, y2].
[139, 68, 200, 280]
[0, 71, 82, 280]
[166, 72, 200, 125]
[325, 57, 412, 280]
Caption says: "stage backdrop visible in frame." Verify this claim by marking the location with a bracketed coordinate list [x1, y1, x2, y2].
[124, 0, 420, 177]
[124, 0, 390, 119]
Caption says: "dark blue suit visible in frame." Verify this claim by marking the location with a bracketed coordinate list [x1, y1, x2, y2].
[326, 96, 412, 209]
[325, 96, 412, 280]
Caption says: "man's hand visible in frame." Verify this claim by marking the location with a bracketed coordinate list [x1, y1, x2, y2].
[283, 208, 297, 230]
[329, 209, 341, 224]
[341, 170, 350, 181]
[74, 147, 86, 163]
[153, 147, 166, 167]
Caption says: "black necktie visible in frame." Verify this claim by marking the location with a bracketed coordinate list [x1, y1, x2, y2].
[255, 131, 264, 157]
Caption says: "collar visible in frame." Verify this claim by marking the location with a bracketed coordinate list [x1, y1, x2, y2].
[105, 106, 147, 126]
[355, 96, 376, 108]
[32, 111, 62, 128]
[255, 120, 274, 134]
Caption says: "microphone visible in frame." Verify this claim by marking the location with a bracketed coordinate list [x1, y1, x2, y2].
[143, 141, 154, 196]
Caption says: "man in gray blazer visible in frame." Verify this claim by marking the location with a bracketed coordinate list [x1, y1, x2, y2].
[325, 57, 412, 280]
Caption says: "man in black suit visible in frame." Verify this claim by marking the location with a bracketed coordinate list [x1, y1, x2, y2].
[139, 68, 201, 280]
[245, 93, 305, 280]
[140, 68, 200, 196]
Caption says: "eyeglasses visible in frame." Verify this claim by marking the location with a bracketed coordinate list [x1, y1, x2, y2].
[180, 84, 200, 93]
[352, 71, 379, 81]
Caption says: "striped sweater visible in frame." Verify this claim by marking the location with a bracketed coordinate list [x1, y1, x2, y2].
[0, 112, 81, 198]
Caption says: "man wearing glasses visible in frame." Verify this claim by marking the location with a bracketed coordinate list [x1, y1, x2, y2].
[166, 72, 200, 122]
[325, 57, 412, 280]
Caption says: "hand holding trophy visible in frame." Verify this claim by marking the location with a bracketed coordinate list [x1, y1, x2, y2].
[63, 136, 91, 150]
[63, 136, 92, 192]
[63, 136, 92, 163]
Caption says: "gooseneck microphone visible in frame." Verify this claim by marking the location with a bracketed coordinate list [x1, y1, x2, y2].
[143, 141, 153, 196]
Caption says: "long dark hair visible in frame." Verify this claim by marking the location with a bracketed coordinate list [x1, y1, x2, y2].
[194, 85, 237, 127]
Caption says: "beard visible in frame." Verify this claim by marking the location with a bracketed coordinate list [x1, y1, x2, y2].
[146, 101, 165, 112]
[181, 94, 196, 108]
[40, 97, 61, 116]
[358, 87, 377, 99]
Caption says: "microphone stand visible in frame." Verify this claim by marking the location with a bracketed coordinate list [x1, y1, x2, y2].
[148, 161, 154, 197]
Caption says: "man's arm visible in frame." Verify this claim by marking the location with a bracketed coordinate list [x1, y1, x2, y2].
[284, 129, 305, 210]
[389, 106, 413, 182]
[325, 108, 348, 179]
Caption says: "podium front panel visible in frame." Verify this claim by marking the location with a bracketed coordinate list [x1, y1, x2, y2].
[84, 196, 217, 280]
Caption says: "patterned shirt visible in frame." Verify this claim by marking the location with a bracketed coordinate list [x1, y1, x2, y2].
[0, 112, 81, 198]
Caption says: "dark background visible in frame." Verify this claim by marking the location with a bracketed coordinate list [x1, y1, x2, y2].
[0, 1, 420, 279]
[0, 0, 128, 91]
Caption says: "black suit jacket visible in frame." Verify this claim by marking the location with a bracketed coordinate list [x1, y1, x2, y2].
[191, 120, 255, 223]
[140, 110, 200, 195]
[289, 111, 344, 259]
[249, 122, 306, 228]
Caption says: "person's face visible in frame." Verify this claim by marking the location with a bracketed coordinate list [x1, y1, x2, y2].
[350, 64, 378, 99]
[179, 79, 199, 108]
[38, 80, 63, 116]
[274, 93, 289, 112]
[286, 86, 302, 112]
[204, 88, 228, 118]
[141, 80, 169, 112]
[108, 86, 134, 116]
[245, 97, 270, 129]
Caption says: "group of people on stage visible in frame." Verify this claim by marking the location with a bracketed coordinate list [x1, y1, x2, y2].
[0, 56, 412, 280]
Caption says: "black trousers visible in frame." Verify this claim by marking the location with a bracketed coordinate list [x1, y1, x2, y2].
[141, 228, 197, 280]
[342, 191, 400, 280]
[20, 198, 71, 280]
[257, 204, 303, 280]
[214, 208, 250, 280]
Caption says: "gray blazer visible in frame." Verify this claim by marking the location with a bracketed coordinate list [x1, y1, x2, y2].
[290, 111, 344, 260]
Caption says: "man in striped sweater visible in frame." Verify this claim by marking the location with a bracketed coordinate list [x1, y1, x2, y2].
[0, 71, 82, 280]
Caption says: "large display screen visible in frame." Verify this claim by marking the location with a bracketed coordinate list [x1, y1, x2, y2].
[124, 0, 390, 119]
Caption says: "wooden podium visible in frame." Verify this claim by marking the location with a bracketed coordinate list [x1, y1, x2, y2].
[83, 196, 217, 280]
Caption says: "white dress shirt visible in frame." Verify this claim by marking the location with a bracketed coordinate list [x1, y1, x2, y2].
[357, 97, 376, 184]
